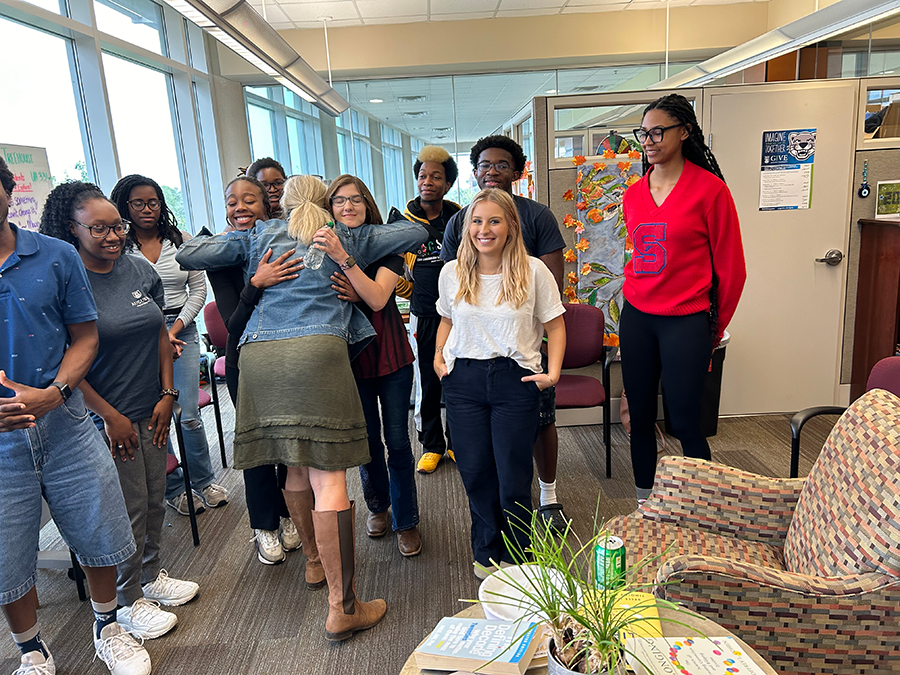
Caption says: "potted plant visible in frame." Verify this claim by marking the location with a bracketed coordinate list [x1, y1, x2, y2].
[472, 511, 695, 675]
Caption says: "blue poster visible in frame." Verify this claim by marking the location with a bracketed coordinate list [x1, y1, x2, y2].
[759, 128, 816, 211]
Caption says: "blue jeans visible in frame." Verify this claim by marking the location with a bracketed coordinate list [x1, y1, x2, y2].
[442, 358, 539, 566]
[357, 364, 419, 532]
[164, 318, 215, 500]
[0, 389, 136, 604]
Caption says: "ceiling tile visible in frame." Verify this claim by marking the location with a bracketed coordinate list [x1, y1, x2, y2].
[278, 1, 358, 22]
[355, 0, 427, 18]
[269, 21, 296, 28]
[496, 8, 559, 17]
[430, 0, 498, 14]
[565, 0, 628, 5]
[430, 11, 496, 20]
[363, 14, 428, 24]
[562, 3, 630, 11]
[498, 0, 564, 10]
[251, 3, 291, 22]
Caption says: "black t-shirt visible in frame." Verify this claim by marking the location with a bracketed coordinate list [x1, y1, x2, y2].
[406, 198, 461, 318]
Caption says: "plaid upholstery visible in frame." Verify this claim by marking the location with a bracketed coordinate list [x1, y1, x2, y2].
[785, 388, 900, 578]
[608, 390, 900, 674]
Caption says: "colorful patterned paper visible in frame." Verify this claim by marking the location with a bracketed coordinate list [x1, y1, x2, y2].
[563, 138, 643, 346]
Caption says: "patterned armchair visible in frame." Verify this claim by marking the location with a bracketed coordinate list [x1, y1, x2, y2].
[607, 388, 900, 675]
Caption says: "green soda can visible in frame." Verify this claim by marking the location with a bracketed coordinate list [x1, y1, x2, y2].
[594, 536, 625, 589]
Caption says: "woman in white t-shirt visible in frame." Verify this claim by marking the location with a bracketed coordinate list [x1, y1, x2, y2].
[434, 188, 566, 579]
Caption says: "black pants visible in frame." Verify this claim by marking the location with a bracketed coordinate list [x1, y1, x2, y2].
[414, 315, 451, 455]
[619, 301, 712, 490]
[443, 358, 539, 566]
[226, 363, 289, 530]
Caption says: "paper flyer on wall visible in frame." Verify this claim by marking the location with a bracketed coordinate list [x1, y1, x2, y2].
[1, 144, 52, 231]
[759, 128, 816, 211]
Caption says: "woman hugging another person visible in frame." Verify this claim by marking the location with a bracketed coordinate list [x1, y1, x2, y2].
[324, 175, 421, 557]
[175, 175, 427, 641]
[434, 188, 566, 579]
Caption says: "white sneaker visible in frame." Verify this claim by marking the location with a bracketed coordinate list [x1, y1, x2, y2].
[141, 570, 199, 606]
[165, 491, 205, 517]
[252, 529, 284, 565]
[13, 651, 55, 675]
[198, 484, 228, 508]
[279, 517, 301, 552]
[93, 623, 151, 675]
[117, 598, 177, 639]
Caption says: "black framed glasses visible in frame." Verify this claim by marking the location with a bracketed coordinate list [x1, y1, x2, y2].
[633, 123, 684, 144]
[71, 219, 131, 238]
[475, 161, 512, 172]
[127, 198, 161, 211]
[260, 179, 285, 191]
[331, 194, 364, 207]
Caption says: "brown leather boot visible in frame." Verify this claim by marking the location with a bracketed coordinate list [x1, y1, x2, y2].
[282, 489, 326, 590]
[312, 503, 387, 642]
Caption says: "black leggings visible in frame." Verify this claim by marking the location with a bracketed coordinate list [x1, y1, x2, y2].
[619, 301, 712, 489]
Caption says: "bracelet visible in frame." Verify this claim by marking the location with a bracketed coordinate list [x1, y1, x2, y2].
[160, 388, 180, 399]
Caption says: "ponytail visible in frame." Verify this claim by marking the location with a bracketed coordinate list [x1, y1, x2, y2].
[281, 175, 331, 245]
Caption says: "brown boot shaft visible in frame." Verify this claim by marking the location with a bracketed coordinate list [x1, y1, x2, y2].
[312, 504, 386, 641]
[282, 488, 326, 590]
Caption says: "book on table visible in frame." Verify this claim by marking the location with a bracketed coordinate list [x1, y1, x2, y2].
[625, 635, 769, 675]
[413, 617, 542, 674]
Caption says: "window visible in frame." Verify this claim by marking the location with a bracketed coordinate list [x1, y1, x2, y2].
[102, 52, 186, 222]
[2, 17, 86, 186]
[247, 103, 276, 161]
[351, 110, 373, 186]
[287, 115, 323, 177]
[382, 125, 405, 211]
[94, 0, 166, 56]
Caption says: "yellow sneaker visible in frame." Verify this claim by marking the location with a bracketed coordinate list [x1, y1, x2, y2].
[447, 449, 456, 463]
[416, 452, 443, 474]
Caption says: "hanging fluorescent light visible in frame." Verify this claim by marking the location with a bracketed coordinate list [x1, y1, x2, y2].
[654, 0, 900, 88]
[161, 0, 349, 115]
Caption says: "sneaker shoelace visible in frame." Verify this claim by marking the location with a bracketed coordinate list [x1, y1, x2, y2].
[145, 569, 177, 595]
[94, 630, 144, 668]
[251, 529, 281, 551]
[15, 659, 53, 675]
[280, 518, 298, 538]
[127, 598, 165, 623]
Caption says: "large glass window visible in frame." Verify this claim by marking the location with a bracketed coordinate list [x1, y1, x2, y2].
[351, 110, 373, 186]
[247, 103, 276, 161]
[382, 125, 405, 211]
[94, 0, 166, 56]
[287, 114, 324, 177]
[2, 17, 86, 185]
[102, 51, 186, 221]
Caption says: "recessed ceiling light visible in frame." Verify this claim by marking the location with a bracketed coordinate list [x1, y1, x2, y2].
[545, 89, 558, 94]
[369, 98, 384, 103]
[398, 95, 426, 102]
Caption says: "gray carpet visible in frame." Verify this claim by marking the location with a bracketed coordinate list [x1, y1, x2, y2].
[7, 387, 836, 675]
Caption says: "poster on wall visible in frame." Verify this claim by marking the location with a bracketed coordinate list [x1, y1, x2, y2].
[2, 144, 52, 231]
[875, 180, 900, 219]
[563, 136, 643, 347]
[759, 128, 816, 211]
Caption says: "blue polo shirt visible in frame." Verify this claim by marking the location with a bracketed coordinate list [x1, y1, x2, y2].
[0, 223, 97, 397]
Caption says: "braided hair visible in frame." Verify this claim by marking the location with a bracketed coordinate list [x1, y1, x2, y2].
[642, 94, 725, 183]
[39, 181, 110, 249]
[110, 174, 183, 249]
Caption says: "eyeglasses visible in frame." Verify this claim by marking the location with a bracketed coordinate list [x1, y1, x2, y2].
[633, 124, 684, 144]
[261, 179, 285, 191]
[127, 198, 161, 211]
[71, 219, 131, 238]
[476, 161, 512, 173]
[331, 194, 365, 207]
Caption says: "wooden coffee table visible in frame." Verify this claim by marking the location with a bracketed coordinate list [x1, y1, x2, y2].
[399, 603, 778, 674]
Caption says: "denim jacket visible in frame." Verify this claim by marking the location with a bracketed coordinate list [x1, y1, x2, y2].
[175, 218, 427, 358]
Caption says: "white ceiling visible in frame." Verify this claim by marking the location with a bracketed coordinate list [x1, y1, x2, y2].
[248, 0, 770, 31]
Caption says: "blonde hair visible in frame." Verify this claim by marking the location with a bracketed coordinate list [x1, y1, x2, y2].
[417, 145, 451, 164]
[455, 188, 530, 309]
[324, 174, 383, 225]
[281, 175, 331, 245]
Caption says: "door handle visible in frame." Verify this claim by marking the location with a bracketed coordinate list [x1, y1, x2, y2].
[815, 249, 843, 266]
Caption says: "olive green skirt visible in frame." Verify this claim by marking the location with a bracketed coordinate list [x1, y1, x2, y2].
[234, 335, 369, 471]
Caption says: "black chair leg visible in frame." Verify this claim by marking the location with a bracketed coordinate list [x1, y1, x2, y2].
[602, 358, 612, 478]
[790, 436, 800, 479]
[69, 550, 87, 601]
[174, 403, 200, 546]
[206, 357, 227, 469]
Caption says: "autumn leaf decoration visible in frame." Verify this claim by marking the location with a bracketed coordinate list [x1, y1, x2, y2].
[564, 249, 577, 263]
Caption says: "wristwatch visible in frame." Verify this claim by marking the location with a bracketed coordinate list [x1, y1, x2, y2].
[160, 388, 180, 399]
[50, 381, 71, 402]
[339, 255, 357, 271]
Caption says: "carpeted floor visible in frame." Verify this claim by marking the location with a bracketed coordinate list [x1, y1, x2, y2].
[8, 387, 837, 675]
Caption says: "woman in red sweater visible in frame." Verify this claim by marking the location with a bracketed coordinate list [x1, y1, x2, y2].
[621, 93, 746, 501]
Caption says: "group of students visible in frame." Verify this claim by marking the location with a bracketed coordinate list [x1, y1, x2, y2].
[0, 92, 745, 675]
